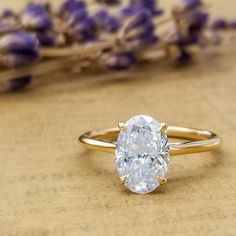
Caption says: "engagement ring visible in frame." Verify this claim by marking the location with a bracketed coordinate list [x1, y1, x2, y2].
[79, 115, 222, 194]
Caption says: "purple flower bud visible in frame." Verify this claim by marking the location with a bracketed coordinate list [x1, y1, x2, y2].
[187, 11, 208, 42]
[70, 16, 96, 42]
[60, 0, 96, 43]
[7, 75, 33, 91]
[94, 9, 108, 19]
[0, 32, 40, 67]
[0, 9, 17, 33]
[174, 9, 208, 45]
[129, 0, 163, 16]
[100, 52, 137, 70]
[60, 0, 86, 18]
[94, 10, 120, 33]
[63, 8, 96, 43]
[21, 3, 53, 31]
[0, 8, 14, 18]
[66, 9, 88, 26]
[176, 48, 191, 64]
[119, 8, 157, 50]
[121, 7, 151, 27]
[120, 7, 135, 17]
[211, 19, 228, 30]
[97, 0, 120, 5]
[0, 32, 39, 53]
[35, 32, 55, 46]
[2, 50, 39, 67]
[177, 0, 202, 10]
[138, 21, 155, 37]
[190, 12, 208, 28]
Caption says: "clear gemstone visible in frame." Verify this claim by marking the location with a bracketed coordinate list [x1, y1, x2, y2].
[115, 115, 169, 194]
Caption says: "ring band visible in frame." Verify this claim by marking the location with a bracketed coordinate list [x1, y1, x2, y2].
[79, 126, 221, 156]
[79, 115, 222, 194]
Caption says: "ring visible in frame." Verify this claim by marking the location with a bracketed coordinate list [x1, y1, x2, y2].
[79, 115, 222, 194]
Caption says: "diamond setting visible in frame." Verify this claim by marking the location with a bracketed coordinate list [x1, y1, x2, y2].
[115, 115, 169, 194]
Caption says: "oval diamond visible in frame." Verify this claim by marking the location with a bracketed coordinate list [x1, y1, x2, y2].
[115, 115, 169, 194]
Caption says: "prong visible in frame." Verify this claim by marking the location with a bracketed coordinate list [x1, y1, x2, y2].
[119, 176, 126, 185]
[157, 176, 167, 185]
[118, 121, 127, 131]
[159, 123, 168, 132]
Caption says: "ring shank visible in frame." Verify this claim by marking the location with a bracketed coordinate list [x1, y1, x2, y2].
[79, 126, 222, 156]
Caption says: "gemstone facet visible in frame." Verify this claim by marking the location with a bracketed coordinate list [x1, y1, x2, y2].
[115, 115, 169, 194]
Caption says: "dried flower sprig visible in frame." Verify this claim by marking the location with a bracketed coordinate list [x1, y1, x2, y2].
[0, 0, 235, 92]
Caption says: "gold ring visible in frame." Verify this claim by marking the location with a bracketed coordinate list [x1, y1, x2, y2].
[79, 115, 222, 194]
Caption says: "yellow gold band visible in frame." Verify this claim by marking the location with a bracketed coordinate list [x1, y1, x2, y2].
[79, 126, 222, 156]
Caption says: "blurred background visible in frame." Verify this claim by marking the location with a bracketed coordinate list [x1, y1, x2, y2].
[0, 1, 235, 236]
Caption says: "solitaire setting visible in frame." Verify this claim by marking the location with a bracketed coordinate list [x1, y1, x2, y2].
[79, 114, 222, 194]
[116, 115, 169, 194]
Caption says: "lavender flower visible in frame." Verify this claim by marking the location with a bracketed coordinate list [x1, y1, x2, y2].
[21, 3, 53, 31]
[0, 32, 40, 67]
[60, 0, 96, 42]
[177, 0, 202, 11]
[96, 0, 120, 5]
[187, 11, 208, 43]
[0, 8, 17, 33]
[173, 0, 208, 46]
[7, 75, 33, 91]
[119, 8, 158, 50]
[129, 0, 163, 16]
[211, 19, 228, 30]
[0, 8, 14, 18]
[100, 51, 137, 70]
[60, 0, 86, 18]
[94, 10, 120, 33]
[170, 12, 208, 62]
[69, 13, 96, 42]
[175, 47, 191, 64]
[190, 11, 208, 27]
[35, 32, 56, 46]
